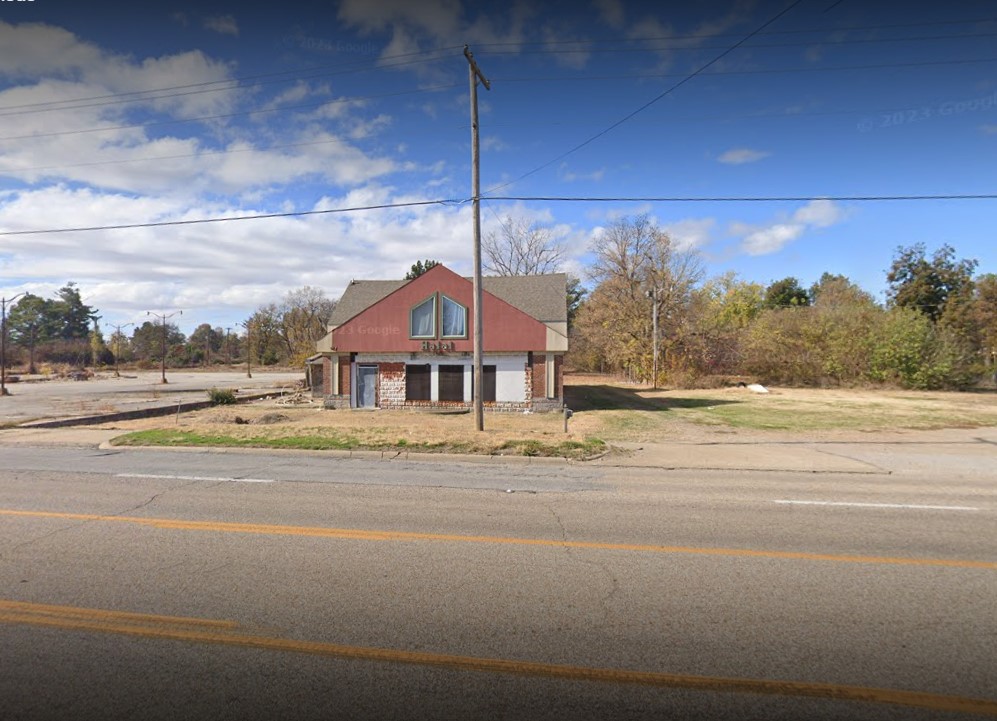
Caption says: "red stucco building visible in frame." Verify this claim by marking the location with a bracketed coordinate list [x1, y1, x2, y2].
[308, 265, 567, 411]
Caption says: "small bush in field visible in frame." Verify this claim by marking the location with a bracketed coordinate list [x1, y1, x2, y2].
[208, 387, 237, 405]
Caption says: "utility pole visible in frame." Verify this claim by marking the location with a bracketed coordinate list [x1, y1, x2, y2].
[111, 322, 134, 377]
[147, 310, 181, 384]
[464, 44, 490, 432]
[242, 319, 253, 378]
[1, 292, 25, 396]
[646, 288, 659, 390]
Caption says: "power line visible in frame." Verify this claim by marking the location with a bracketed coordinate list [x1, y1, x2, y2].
[0, 47, 463, 116]
[494, 56, 997, 83]
[471, 17, 997, 49]
[7, 137, 360, 174]
[4, 193, 994, 238]
[484, 194, 997, 202]
[0, 83, 460, 142]
[485, 0, 807, 194]
[0, 199, 455, 237]
[480, 31, 997, 58]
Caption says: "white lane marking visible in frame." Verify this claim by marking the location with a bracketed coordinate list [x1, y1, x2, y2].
[116, 473, 274, 484]
[774, 500, 979, 511]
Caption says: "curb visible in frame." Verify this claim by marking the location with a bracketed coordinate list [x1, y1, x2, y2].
[17, 391, 286, 429]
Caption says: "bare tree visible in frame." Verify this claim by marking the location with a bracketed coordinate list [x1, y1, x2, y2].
[577, 214, 704, 382]
[483, 215, 566, 276]
[278, 286, 337, 366]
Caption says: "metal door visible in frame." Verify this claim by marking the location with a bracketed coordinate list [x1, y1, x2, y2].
[356, 365, 377, 408]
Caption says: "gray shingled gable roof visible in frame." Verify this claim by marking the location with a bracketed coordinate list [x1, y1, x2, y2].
[482, 274, 567, 323]
[327, 279, 406, 326]
[327, 271, 566, 327]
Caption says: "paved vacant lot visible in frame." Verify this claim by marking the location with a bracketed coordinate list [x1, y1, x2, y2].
[0, 370, 304, 425]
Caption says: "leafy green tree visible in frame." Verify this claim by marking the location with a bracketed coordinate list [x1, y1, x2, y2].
[7, 294, 53, 373]
[809, 273, 877, 309]
[886, 243, 977, 322]
[131, 321, 185, 364]
[245, 305, 282, 366]
[51, 282, 98, 340]
[566, 275, 586, 331]
[974, 274, 997, 368]
[687, 273, 764, 377]
[763, 277, 810, 308]
[405, 260, 440, 280]
[869, 307, 978, 389]
[188, 324, 225, 365]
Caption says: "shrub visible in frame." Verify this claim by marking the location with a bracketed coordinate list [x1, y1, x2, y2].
[208, 387, 237, 405]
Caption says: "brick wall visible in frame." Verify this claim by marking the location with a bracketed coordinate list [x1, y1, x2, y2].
[531, 354, 546, 398]
[379, 362, 406, 409]
[338, 355, 350, 397]
[554, 354, 563, 399]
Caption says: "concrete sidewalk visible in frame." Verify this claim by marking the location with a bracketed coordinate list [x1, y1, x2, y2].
[2, 424, 995, 476]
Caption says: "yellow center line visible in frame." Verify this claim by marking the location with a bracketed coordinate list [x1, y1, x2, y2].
[1, 599, 995, 717]
[2, 507, 994, 570]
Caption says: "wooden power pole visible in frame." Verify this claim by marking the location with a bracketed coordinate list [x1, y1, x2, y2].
[464, 45, 490, 432]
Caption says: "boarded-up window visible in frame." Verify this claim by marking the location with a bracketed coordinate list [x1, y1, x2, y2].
[406, 364, 431, 401]
[482, 365, 496, 402]
[472, 365, 497, 403]
[438, 365, 465, 402]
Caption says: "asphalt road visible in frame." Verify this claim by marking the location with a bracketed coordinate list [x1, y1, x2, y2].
[0, 448, 994, 720]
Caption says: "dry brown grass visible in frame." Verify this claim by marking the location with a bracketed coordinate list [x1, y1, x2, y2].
[99, 372, 997, 450]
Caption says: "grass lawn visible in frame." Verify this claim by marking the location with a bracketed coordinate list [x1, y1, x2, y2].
[104, 372, 997, 455]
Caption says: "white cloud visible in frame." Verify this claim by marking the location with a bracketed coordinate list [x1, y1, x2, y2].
[741, 223, 805, 256]
[792, 198, 845, 228]
[593, 0, 625, 29]
[733, 200, 848, 256]
[559, 163, 604, 182]
[982, 124, 997, 134]
[0, 182, 503, 332]
[718, 148, 770, 165]
[661, 218, 715, 252]
[203, 15, 239, 36]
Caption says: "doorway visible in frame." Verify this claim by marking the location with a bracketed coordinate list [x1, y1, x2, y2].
[356, 365, 378, 408]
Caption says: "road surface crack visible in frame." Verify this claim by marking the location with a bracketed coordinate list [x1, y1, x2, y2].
[544, 500, 620, 625]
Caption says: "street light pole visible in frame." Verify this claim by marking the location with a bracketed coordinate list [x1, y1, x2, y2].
[147, 310, 181, 384]
[112, 322, 134, 377]
[1, 292, 25, 397]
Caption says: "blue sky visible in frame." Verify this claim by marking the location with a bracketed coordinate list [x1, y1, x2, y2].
[1, 0, 995, 334]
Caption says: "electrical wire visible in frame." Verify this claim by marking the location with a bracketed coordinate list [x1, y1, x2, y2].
[471, 17, 997, 49]
[484, 194, 997, 202]
[3, 193, 995, 238]
[479, 31, 997, 58]
[0, 199, 455, 236]
[0, 83, 460, 142]
[494, 56, 997, 83]
[484, 0, 807, 195]
[0, 47, 464, 116]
